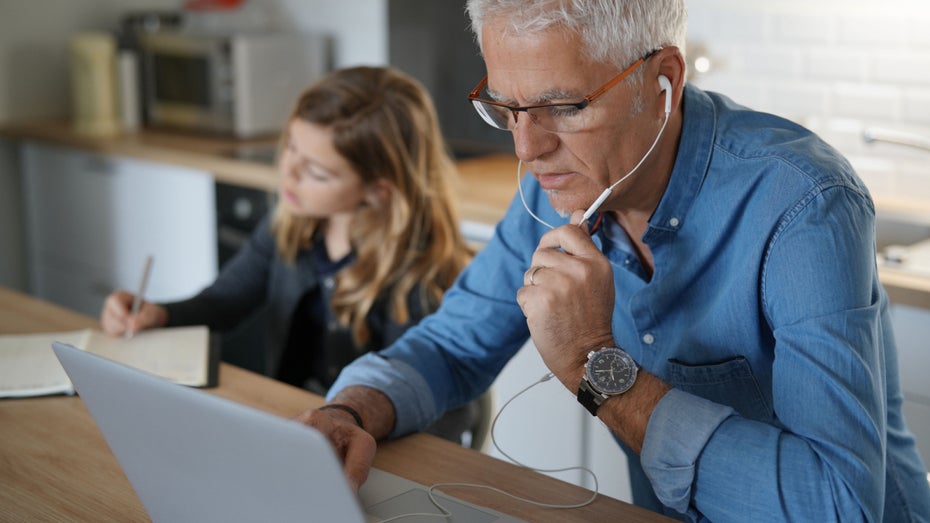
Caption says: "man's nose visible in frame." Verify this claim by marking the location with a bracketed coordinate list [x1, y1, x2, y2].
[511, 113, 558, 162]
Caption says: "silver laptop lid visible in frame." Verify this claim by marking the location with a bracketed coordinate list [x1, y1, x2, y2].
[52, 341, 366, 523]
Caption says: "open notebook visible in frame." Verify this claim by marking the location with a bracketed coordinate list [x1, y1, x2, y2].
[1, 326, 215, 397]
[52, 342, 525, 523]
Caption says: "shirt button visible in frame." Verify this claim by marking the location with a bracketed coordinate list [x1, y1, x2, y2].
[642, 333, 655, 345]
[668, 217, 681, 228]
[323, 277, 335, 289]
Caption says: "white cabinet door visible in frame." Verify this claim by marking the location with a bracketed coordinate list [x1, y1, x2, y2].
[22, 142, 217, 317]
[485, 339, 634, 502]
[893, 304, 930, 401]
[485, 340, 589, 487]
[23, 146, 116, 267]
[891, 303, 930, 472]
[584, 413, 634, 502]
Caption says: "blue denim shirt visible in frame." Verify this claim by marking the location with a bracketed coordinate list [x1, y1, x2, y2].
[329, 84, 930, 521]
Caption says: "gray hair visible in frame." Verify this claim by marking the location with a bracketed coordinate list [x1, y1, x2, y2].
[465, 0, 687, 70]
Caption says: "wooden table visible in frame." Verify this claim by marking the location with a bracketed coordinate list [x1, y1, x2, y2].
[0, 287, 673, 522]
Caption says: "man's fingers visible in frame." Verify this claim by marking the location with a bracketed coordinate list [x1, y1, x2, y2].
[536, 222, 598, 257]
[569, 209, 589, 228]
[292, 407, 376, 493]
[342, 432, 375, 492]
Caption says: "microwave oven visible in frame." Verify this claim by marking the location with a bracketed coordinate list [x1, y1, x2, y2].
[139, 32, 329, 137]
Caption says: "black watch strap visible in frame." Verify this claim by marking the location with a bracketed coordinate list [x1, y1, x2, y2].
[577, 378, 603, 416]
[318, 404, 365, 430]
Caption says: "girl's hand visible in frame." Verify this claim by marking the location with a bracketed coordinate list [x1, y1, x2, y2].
[100, 290, 167, 336]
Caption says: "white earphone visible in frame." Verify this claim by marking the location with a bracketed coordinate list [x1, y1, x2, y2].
[577, 75, 673, 224]
[658, 74, 672, 114]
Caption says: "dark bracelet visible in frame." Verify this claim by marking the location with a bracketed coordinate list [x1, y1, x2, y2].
[319, 404, 365, 430]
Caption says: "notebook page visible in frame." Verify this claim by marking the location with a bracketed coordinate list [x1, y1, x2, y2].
[0, 330, 91, 397]
[85, 326, 209, 387]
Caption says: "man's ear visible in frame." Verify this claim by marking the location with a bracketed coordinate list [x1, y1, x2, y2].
[653, 46, 686, 116]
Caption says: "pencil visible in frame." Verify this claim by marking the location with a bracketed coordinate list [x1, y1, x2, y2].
[126, 255, 153, 339]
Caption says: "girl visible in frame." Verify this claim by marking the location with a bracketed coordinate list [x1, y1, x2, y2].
[100, 66, 478, 443]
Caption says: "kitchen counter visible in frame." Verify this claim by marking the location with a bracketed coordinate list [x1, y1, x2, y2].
[1, 121, 281, 192]
[2, 120, 928, 309]
[0, 120, 516, 227]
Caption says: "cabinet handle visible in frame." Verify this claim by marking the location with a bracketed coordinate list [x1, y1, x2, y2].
[218, 225, 250, 249]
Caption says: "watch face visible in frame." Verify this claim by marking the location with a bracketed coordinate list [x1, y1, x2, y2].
[586, 348, 637, 395]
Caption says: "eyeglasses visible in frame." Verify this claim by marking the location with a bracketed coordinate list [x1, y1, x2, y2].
[467, 49, 660, 134]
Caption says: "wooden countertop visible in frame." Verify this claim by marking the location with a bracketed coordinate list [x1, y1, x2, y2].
[0, 120, 283, 191]
[2, 120, 928, 308]
[0, 120, 518, 226]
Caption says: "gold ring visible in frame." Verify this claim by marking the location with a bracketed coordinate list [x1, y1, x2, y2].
[528, 266, 542, 285]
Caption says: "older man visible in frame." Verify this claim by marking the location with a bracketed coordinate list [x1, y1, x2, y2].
[299, 1, 930, 520]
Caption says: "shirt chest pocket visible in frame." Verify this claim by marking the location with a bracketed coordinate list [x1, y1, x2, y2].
[665, 356, 773, 422]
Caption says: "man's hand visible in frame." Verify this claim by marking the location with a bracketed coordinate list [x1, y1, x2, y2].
[517, 211, 671, 454]
[293, 405, 376, 493]
[516, 210, 616, 391]
[293, 386, 395, 492]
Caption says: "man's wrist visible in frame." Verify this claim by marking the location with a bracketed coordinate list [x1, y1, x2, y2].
[576, 346, 639, 416]
[319, 404, 365, 430]
[329, 386, 397, 439]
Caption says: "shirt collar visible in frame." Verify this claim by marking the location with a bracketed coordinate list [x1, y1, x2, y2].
[643, 83, 717, 240]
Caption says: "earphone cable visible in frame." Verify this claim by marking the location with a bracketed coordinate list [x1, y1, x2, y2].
[376, 372, 600, 522]
[516, 159, 557, 230]
[579, 107, 670, 224]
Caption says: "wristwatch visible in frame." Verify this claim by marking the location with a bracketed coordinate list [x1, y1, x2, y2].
[577, 347, 638, 416]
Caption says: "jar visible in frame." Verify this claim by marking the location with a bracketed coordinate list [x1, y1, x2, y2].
[70, 32, 120, 137]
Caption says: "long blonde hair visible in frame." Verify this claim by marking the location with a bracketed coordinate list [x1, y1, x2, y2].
[272, 66, 472, 345]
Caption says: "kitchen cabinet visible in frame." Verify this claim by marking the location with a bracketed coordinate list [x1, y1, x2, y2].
[876, 210, 930, 472]
[890, 303, 930, 470]
[21, 142, 217, 318]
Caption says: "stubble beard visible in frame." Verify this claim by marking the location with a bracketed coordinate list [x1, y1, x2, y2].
[545, 189, 572, 218]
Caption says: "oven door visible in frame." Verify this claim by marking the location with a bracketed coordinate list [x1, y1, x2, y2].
[214, 182, 276, 373]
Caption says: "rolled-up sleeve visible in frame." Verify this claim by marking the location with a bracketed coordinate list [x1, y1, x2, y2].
[640, 389, 735, 514]
[326, 352, 437, 438]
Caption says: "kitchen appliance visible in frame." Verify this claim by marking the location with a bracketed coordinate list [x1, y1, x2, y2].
[215, 181, 274, 266]
[119, 10, 184, 129]
[214, 181, 276, 373]
[139, 31, 330, 137]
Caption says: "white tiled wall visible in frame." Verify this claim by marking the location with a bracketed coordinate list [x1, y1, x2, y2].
[687, 0, 930, 201]
[689, 1, 930, 474]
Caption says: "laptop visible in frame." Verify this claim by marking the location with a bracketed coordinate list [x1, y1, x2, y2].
[52, 342, 525, 523]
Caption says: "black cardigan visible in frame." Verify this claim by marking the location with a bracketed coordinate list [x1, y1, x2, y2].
[162, 214, 432, 382]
